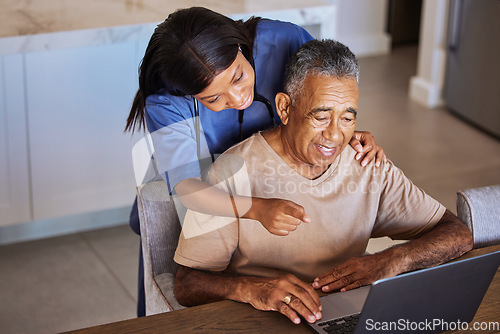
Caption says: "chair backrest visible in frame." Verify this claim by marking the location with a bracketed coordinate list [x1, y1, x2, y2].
[136, 180, 184, 313]
[457, 184, 500, 249]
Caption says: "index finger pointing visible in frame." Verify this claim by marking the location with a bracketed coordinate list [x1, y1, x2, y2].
[283, 202, 311, 223]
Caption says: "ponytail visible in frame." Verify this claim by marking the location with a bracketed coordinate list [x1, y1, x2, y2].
[125, 89, 146, 132]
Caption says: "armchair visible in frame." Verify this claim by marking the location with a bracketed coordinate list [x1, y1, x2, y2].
[456, 184, 500, 249]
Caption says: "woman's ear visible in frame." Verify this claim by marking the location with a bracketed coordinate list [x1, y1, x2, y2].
[275, 92, 292, 125]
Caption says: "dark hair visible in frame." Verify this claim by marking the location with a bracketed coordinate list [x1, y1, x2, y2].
[283, 39, 359, 105]
[125, 7, 261, 132]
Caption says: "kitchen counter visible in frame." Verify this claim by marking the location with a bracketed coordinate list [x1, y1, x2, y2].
[0, 0, 335, 54]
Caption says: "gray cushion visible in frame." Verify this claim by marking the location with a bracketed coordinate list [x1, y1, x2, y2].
[137, 181, 185, 314]
[457, 184, 500, 249]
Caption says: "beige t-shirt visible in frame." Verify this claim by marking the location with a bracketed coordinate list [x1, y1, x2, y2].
[174, 132, 446, 282]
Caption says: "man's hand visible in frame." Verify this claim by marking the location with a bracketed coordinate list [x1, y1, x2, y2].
[175, 266, 321, 325]
[243, 274, 322, 324]
[247, 197, 311, 236]
[312, 253, 398, 293]
[350, 131, 386, 167]
[313, 210, 473, 293]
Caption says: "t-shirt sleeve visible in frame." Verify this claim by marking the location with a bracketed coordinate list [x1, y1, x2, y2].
[371, 160, 446, 240]
[145, 95, 211, 192]
[173, 154, 247, 271]
[174, 218, 238, 271]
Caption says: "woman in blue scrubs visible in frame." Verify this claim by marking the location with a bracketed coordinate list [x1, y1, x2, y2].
[125, 7, 385, 316]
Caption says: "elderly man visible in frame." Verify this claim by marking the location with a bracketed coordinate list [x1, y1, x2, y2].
[173, 39, 473, 325]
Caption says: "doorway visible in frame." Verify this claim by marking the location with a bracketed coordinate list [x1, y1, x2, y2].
[387, 0, 423, 47]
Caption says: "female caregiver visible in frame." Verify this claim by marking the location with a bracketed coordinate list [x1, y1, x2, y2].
[125, 7, 385, 316]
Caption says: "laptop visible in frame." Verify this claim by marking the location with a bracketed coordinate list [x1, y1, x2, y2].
[307, 250, 500, 334]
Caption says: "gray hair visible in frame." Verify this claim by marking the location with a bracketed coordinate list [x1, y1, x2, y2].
[283, 39, 359, 105]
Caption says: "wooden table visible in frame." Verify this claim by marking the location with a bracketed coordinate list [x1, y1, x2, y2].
[67, 245, 500, 334]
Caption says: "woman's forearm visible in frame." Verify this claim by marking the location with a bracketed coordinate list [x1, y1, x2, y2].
[174, 177, 308, 235]
[174, 177, 254, 218]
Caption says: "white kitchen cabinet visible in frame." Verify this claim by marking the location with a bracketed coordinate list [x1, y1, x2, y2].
[25, 42, 140, 220]
[0, 54, 32, 226]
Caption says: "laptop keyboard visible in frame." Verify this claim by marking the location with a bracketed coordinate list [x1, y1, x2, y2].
[317, 314, 360, 333]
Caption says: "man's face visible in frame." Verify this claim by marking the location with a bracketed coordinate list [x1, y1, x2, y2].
[277, 74, 358, 177]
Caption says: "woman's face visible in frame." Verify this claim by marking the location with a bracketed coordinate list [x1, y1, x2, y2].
[194, 50, 255, 112]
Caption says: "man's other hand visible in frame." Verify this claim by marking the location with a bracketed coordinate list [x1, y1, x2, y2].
[312, 253, 397, 293]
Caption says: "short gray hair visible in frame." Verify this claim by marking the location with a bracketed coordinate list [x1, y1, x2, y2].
[283, 39, 359, 105]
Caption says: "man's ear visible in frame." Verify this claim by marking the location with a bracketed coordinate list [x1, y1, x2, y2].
[275, 92, 292, 125]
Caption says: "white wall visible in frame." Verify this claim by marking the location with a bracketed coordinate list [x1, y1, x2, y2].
[327, 0, 451, 109]
[325, 0, 391, 56]
[409, 0, 449, 108]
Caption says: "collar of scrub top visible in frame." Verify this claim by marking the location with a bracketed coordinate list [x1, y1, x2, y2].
[192, 93, 275, 160]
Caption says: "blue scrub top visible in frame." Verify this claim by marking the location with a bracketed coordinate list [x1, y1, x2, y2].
[144, 19, 313, 191]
